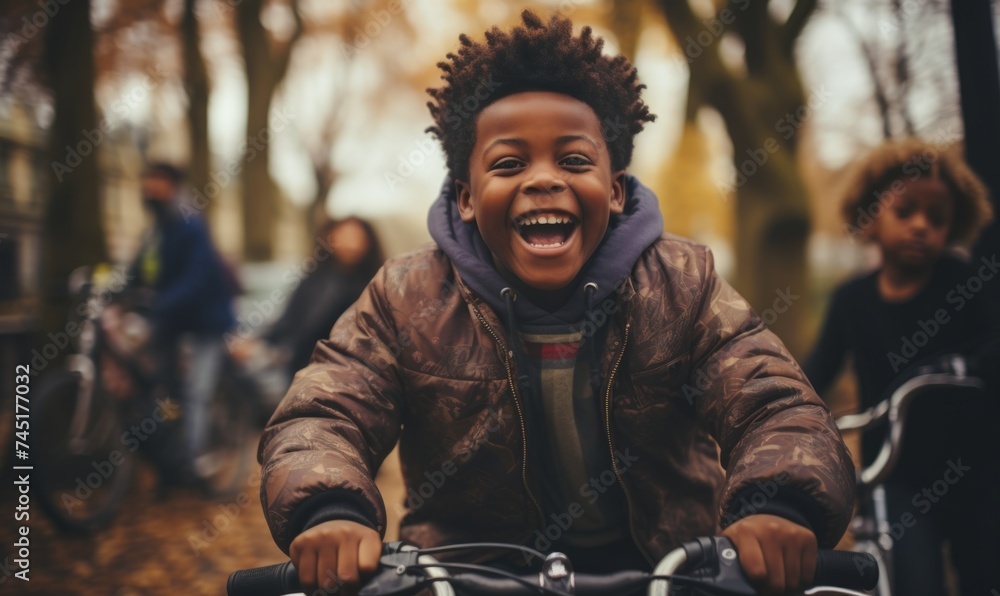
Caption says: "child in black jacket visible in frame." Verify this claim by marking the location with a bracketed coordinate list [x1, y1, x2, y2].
[804, 139, 998, 596]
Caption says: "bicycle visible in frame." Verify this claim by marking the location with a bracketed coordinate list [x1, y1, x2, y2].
[228, 536, 879, 595]
[834, 352, 992, 596]
[30, 264, 257, 533]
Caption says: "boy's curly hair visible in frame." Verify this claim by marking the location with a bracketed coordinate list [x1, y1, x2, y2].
[840, 138, 993, 246]
[425, 9, 655, 182]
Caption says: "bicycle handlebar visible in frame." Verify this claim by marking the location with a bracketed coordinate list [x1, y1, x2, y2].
[833, 354, 986, 487]
[227, 561, 297, 596]
[227, 539, 879, 596]
[444, 570, 652, 595]
[813, 548, 879, 592]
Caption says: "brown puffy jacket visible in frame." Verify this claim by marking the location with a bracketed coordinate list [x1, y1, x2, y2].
[258, 235, 856, 564]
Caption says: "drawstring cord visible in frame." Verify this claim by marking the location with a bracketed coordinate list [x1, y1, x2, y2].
[501, 282, 604, 405]
[583, 282, 602, 399]
[501, 287, 533, 400]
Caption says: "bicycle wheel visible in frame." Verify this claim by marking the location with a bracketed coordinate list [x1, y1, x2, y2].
[30, 370, 135, 533]
[195, 367, 255, 498]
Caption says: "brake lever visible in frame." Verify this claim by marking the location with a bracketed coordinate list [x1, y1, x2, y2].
[670, 536, 755, 596]
[358, 542, 427, 596]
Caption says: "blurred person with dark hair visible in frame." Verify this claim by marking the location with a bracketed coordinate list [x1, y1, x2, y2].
[262, 217, 385, 379]
[804, 139, 999, 595]
[131, 162, 237, 485]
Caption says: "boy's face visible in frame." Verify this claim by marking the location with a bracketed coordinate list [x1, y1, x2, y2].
[456, 91, 626, 291]
[873, 176, 954, 271]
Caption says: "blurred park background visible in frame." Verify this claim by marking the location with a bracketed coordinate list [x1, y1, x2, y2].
[0, 0, 998, 593]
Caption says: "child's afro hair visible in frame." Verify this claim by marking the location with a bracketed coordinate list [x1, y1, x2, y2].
[425, 9, 655, 182]
[840, 138, 993, 247]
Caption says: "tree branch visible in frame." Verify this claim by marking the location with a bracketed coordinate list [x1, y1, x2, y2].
[728, 0, 774, 76]
[835, 7, 893, 139]
[781, 0, 817, 55]
[273, 0, 304, 82]
[890, 0, 915, 136]
[658, 0, 776, 155]
[657, 0, 729, 89]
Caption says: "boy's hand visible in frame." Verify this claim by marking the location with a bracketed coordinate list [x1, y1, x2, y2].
[289, 519, 382, 595]
[721, 514, 817, 596]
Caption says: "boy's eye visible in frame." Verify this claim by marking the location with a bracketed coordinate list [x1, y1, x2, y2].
[490, 158, 524, 170]
[927, 210, 948, 228]
[560, 155, 592, 167]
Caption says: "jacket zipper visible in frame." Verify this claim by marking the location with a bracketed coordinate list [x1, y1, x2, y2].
[471, 305, 545, 528]
[603, 322, 655, 566]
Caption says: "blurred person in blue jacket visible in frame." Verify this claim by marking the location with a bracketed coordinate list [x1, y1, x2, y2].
[131, 162, 237, 484]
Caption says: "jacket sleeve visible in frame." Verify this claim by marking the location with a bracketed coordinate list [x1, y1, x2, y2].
[802, 286, 850, 396]
[257, 264, 404, 553]
[686, 247, 855, 548]
[154, 219, 217, 319]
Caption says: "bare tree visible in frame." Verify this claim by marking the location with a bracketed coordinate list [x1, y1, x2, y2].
[182, 0, 212, 221]
[803, 0, 961, 158]
[297, 33, 353, 236]
[290, 1, 418, 238]
[655, 0, 818, 354]
[235, 0, 303, 261]
[41, 0, 108, 334]
[952, 0, 1000, 308]
[608, 0, 646, 59]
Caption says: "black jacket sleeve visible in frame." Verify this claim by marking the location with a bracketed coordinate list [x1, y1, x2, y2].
[803, 286, 850, 397]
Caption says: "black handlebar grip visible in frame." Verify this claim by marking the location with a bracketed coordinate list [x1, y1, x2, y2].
[574, 570, 651, 595]
[227, 561, 299, 596]
[814, 550, 879, 591]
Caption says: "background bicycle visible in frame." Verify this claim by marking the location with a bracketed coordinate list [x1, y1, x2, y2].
[836, 352, 999, 596]
[30, 265, 257, 533]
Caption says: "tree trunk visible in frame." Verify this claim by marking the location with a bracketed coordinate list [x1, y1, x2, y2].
[735, 168, 811, 356]
[41, 0, 106, 338]
[656, 0, 815, 356]
[182, 0, 213, 223]
[950, 0, 1000, 275]
[609, 0, 646, 59]
[235, 0, 300, 261]
[240, 59, 278, 261]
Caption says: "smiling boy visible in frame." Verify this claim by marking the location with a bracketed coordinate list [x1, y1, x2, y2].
[457, 90, 626, 295]
[259, 11, 855, 595]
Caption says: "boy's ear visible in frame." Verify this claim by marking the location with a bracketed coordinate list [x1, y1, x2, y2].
[610, 170, 627, 215]
[455, 179, 476, 223]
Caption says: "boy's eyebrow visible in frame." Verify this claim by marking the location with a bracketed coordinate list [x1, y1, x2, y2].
[483, 135, 600, 154]
[483, 138, 528, 153]
[555, 134, 599, 150]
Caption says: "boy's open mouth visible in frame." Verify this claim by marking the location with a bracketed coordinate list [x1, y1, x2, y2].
[512, 210, 579, 248]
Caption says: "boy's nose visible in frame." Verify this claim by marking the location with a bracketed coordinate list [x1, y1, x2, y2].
[522, 166, 568, 195]
[910, 213, 931, 233]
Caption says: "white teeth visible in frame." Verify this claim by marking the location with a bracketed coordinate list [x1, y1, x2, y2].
[515, 214, 574, 226]
[529, 241, 567, 248]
